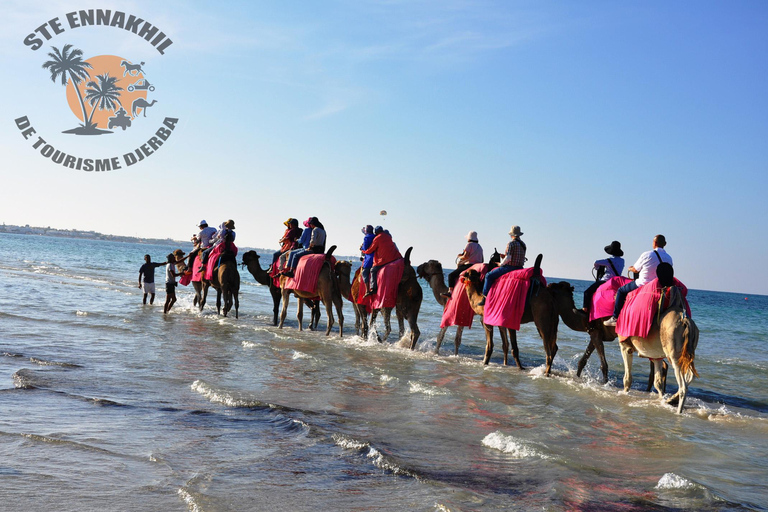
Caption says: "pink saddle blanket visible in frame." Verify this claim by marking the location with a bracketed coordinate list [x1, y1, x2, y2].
[483, 267, 547, 331]
[616, 278, 691, 338]
[357, 258, 404, 310]
[283, 254, 334, 294]
[590, 276, 633, 321]
[202, 243, 238, 281]
[440, 263, 488, 328]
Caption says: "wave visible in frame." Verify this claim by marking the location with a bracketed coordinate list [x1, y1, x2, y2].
[332, 434, 421, 480]
[481, 431, 553, 460]
[408, 381, 448, 396]
[656, 472, 703, 491]
[28, 357, 81, 368]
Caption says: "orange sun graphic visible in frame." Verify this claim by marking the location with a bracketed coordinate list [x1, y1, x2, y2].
[65, 55, 155, 130]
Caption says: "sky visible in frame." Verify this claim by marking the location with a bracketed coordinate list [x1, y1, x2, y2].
[1, 0, 766, 295]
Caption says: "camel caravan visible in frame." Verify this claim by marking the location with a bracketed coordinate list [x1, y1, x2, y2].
[155, 220, 698, 413]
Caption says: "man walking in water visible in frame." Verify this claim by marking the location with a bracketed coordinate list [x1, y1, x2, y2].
[164, 253, 182, 314]
[138, 255, 166, 305]
[604, 234, 673, 326]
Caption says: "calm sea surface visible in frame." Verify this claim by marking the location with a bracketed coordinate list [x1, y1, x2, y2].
[1, 233, 766, 511]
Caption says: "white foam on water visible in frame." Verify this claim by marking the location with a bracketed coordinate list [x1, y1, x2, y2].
[292, 350, 315, 361]
[177, 488, 202, 512]
[655, 472, 701, 490]
[434, 504, 452, 512]
[191, 380, 259, 408]
[333, 434, 369, 451]
[408, 381, 448, 396]
[380, 374, 398, 384]
[75, 310, 88, 316]
[481, 431, 552, 460]
[241, 340, 259, 348]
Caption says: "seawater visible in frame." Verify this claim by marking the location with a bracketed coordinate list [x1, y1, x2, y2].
[1, 233, 766, 511]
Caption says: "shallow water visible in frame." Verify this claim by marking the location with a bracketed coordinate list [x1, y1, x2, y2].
[1, 233, 766, 511]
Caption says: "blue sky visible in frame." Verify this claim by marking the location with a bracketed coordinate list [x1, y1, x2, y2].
[1, 0, 766, 294]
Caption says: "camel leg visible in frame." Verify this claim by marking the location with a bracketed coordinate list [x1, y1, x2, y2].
[435, 327, 448, 355]
[482, 323, 494, 365]
[297, 299, 304, 331]
[234, 291, 239, 319]
[270, 287, 281, 326]
[332, 294, 344, 338]
[620, 342, 634, 392]
[279, 291, 290, 329]
[323, 297, 335, 336]
[370, 309, 380, 342]
[382, 308, 392, 342]
[216, 289, 222, 315]
[453, 325, 463, 356]
[507, 328, 523, 370]
[499, 328, 510, 366]
[651, 359, 665, 400]
[533, 308, 559, 376]
[576, 342, 595, 377]
[397, 310, 405, 340]
[577, 333, 608, 383]
[407, 310, 420, 350]
[353, 304, 361, 336]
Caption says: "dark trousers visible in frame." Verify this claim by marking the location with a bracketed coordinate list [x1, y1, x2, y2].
[369, 265, 382, 292]
[448, 264, 471, 289]
[362, 266, 372, 289]
[613, 281, 639, 318]
[583, 281, 602, 311]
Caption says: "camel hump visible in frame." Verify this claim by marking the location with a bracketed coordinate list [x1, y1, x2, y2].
[404, 247, 413, 267]
[325, 245, 337, 259]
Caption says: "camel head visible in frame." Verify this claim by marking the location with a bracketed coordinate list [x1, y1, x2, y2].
[334, 260, 352, 280]
[461, 268, 483, 291]
[548, 281, 589, 331]
[488, 248, 501, 266]
[241, 250, 261, 267]
[416, 260, 443, 280]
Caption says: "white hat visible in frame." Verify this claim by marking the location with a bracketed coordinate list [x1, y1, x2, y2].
[508, 225, 523, 237]
[198, 220, 208, 227]
[465, 230, 478, 242]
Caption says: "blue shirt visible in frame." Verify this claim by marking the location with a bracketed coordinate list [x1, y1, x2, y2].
[298, 227, 312, 249]
[594, 257, 625, 280]
[361, 233, 375, 268]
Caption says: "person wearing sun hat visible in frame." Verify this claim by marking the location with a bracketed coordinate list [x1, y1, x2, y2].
[581, 241, 625, 313]
[282, 217, 317, 275]
[271, 218, 303, 270]
[442, 230, 484, 299]
[478, 225, 526, 305]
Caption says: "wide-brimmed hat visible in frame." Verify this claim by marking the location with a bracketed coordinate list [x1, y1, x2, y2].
[173, 249, 185, 257]
[466, 230, 478, 242]
[303, 217, 312, 228]
[225, 219, 235, 229]
[283, 217, 296, 227]
[508, 225, 523, 237]
[198, 220, 208, 227]
[604, 241, 623, 257]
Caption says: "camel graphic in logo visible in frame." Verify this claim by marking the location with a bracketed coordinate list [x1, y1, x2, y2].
[42, 44, 158, 135]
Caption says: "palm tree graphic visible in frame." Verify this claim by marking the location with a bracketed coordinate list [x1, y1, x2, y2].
[84, 73, 124, 127]
[42, 44, 107, 135]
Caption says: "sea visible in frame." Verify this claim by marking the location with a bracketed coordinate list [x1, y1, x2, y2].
[1, 233, 766, 511]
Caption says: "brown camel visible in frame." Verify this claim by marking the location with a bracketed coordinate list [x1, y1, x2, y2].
[348, 248, 422, 349]
[241, 250, 320, 328]
[461, 255, 560, 375]
[199, 248, 240, 318]
[416, 251, 501, 355]
[278, 246, 344, 337]
[546, 281, 667, 391]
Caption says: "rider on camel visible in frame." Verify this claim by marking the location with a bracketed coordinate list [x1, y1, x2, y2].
[363, 226, 402, 297]
[200, 220, 236, 273]
[581, 241, 624, 313]
[281, 217, 326, 278]
[360, 225, 375, 289]
[604, 234, 673, 326]
[271, 218, 303, 272]
[442, 230, 483, 299]
[478, 225, 526, 306]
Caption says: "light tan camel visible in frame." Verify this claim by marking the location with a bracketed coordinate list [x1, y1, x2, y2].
[547, 281, 667, 392]
[349, 248, 423, 349]
[278, 246, 344, 337]
[461, 255, 560, 375]
[618, 286, 699, 413]
[416, 260, 465, 355]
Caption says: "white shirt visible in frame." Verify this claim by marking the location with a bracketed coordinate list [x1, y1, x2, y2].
[633, 248, 673, 286]
[165, 263, 175, 284]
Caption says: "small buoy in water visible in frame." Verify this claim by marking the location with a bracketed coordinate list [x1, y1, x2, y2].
[745, 297, 748, 300]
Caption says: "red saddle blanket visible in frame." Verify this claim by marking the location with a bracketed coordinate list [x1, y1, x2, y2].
[283, 254, 335, 294]
[590, 276, 633, 322]
[202, 243, 238, 281]
[191, 254, 203, 283]
[616, 278, 691, 338]
[483, 267, 546, 331]
[440, 263, 488, 329]
[356, 258, 404, 310]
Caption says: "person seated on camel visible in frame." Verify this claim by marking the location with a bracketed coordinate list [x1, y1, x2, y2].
[604, 234, 673, 326]
[360, 225, 375, 290]
[363, 226, 402, 297]
[271, 218, 302, 272]
[478, 225, 526, 306]
[281, 217, 326, 278]
[581, 240, 624, 313]
[200, 219, 236, 272]
[442, 230, 484, 299]
[280, 218, 312, 273]
[187, 220, 217, 264]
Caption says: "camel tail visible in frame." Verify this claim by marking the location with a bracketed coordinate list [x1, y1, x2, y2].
[678, 317, 699, 380]
[404, 247, 413, 267]
[533, 254, 543, 277]
[325, 245, 337, 259]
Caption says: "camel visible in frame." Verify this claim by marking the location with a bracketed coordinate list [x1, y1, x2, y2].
[416, 251, 501, 355]
[547, 281, 667, 391]
[199, 248, 240, 318]
[619, 286, 699, 413]
[349, 248, 423, 349]
[461, 255, 560, 375]
[132, 98, 157, 117]
[277, 246, 344, 337]
[241, 250, 321, 328]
